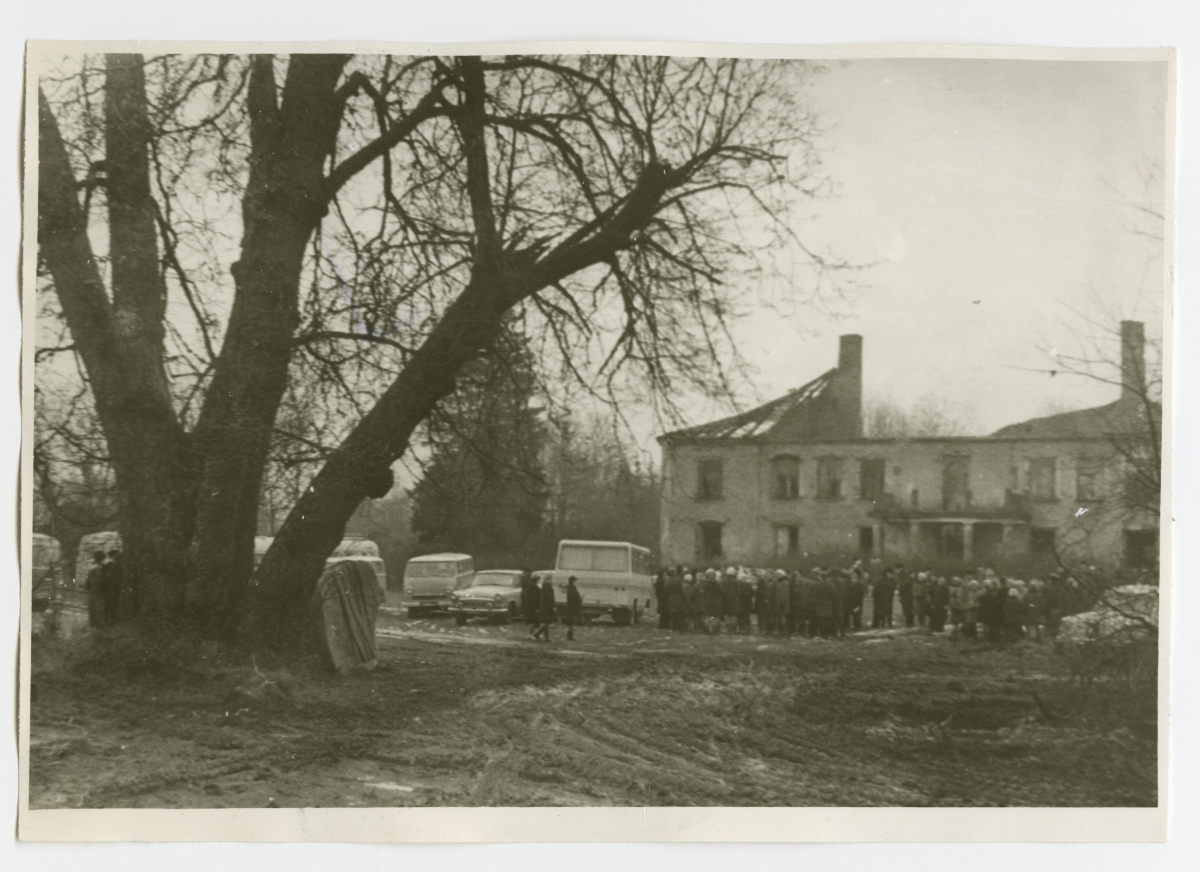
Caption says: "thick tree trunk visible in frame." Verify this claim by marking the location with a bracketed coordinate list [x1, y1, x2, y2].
[38, 62, 197, 630]
[186, 55, 349, 638]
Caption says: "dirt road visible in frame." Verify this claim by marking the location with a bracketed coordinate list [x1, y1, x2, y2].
[27, 602, 1156, 808]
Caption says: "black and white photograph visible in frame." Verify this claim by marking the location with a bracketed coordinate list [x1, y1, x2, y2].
[19, 40, 1172, 838]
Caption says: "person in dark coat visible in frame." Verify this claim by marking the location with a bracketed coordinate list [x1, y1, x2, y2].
[701, 569, 723, 634]
[531, 574, 558, 641]
[720, 568, 740, 633]
[103, 550, 124, 624]
[789, 571, 804, 636]
[654, 571, 669, 630]
[760, 572, 777, 635]
[85, 551, 108, 628]
[565, 576, 583, 641]
[665, 572, 685, 632]
[774, 571, 791, 638]
[847, 574, 866, 631]
[897, 565, 915, 627]
[681, 574, 698, 632]
[831, 571, 848, 638]
[800, 573, 818, 637]
[737, 574, 755, 634]
[521, 571, 539, 625]
[929, 576, 950, 632]
[812, 571, 835, 637]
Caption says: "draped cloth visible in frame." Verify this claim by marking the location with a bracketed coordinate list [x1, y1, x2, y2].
[312, 559, 384, 673]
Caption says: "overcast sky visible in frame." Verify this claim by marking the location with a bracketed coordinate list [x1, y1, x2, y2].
[660, 58, 1168, 447]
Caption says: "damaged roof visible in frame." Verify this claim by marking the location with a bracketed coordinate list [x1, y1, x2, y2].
[990, 397, 1161, 440]
[659, 369, 835, 443]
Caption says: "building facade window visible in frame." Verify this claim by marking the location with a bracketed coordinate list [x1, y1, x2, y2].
[774, 524, 800, 557]
[696, 458, 724, 501]
[1031, 527, 1056, 559]
[859, 457, 886, 501]
[1124, 529, 1158, 569]
[1076, 458, 1104, 502]
[697, 521, 724, 559]
[816, 456, 843, 500]
[941, 455, 971, 512]
[770, 456, 801, 500]
[1030, 458, 1057, 501]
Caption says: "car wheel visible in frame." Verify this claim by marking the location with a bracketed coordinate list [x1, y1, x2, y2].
[407, 608, 421, 619]
[455, 614, 468, 627]
[612, 608, 632, 627]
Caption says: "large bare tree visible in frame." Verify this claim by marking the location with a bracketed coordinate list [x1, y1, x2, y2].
[36, 52, 835, 649]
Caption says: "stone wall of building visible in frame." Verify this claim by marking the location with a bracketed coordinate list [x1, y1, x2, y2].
[660, 435, 1148, 571]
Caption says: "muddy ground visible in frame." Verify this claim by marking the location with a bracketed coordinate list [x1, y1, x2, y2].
[27, 597, 1157, 808]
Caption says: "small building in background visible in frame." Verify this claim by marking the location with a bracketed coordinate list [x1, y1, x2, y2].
[657, 324, 1159, 573]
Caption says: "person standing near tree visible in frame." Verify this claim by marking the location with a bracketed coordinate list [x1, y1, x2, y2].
[103, 549, 125, 624]
[85, 551, 108, 628]
[565, 576, 583, 642]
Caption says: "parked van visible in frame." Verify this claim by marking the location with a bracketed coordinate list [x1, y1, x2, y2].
[401, 553, 475, 616]
[550, 540, 655, 626]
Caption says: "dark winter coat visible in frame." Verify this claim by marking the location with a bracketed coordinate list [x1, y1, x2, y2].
[814, 578, 836, 618]
[566, 583, 583, 622]
[720, 576, 740, 615]
[665, 575, 685, 614]
[737, 579, 755, 616]
[774, 578, 791, 615]
[539, 580, 557, 623]
[702, 578, 723, 616]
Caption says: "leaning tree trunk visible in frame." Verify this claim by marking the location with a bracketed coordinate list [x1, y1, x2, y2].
[252, 283, 509, 651]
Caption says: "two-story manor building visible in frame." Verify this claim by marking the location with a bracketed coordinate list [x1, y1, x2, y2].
[657, 325, 1160, 573]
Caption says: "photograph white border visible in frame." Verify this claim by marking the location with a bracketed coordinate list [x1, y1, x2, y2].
[16, 37, 1176, 845]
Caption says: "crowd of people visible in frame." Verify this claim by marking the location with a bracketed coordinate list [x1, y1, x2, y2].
[650, 558, 1106, 643]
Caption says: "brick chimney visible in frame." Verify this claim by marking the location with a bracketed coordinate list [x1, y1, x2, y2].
[832, 334, 863, 438]
[1120, 320, 1146, 402]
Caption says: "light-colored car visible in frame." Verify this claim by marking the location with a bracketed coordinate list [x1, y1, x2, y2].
[448, 569, 524, 625]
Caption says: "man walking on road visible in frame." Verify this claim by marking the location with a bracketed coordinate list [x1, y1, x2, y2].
[530, 573, 558, 642]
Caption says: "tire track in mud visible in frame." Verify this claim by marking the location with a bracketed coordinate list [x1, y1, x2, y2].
[376, 626, 615, 658]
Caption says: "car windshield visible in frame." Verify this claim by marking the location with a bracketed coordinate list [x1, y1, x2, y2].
[474, 572, 519, 588]
[407, 560, 458, 577]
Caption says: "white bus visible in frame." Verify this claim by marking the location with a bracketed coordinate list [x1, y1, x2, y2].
[550, 540, 656, 626]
